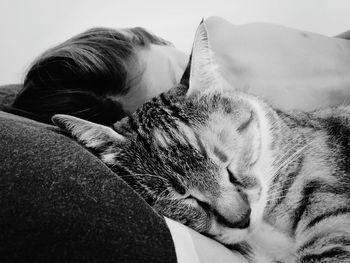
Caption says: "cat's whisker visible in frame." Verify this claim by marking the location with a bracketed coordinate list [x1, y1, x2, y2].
[267, 143, 309, 201]
[118, 172, 169, 182]
[274, 141, 306, 167]
[275, 136, 304, 157]
[268, 168, 309, 196]
[266, 191, 301, 204]
[270, 140, 305, 173]
[273, 139, 304, 165]
[266, 188, 295, 200]
[268, 174, 302, 191]
[269, 142, 309, 185]
[134, 173, 169, 181]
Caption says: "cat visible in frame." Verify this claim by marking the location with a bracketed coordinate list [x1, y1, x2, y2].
[52, 22, 350, 263]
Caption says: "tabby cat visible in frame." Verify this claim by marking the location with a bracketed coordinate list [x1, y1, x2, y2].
[52, 22, 350, 262]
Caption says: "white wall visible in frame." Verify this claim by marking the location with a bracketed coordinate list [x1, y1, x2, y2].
[1, 0, 350, 85]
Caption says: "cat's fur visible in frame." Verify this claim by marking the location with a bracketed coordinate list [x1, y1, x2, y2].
[52, 22, 350, 263]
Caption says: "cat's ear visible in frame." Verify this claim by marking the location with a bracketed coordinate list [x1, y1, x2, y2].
[187, 21, 224, 97]
[52, 114, 124, 150]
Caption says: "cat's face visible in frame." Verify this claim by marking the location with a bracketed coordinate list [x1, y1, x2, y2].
[52, 22, 273, 245]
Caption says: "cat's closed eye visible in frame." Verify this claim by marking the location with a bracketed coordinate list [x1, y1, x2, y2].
[171, 179, 187, 195]
[227, 168, 241, 185]
[185, 195, 211, 211]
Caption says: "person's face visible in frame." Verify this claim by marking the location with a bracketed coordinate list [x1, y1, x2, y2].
[120, 44, 188, 113]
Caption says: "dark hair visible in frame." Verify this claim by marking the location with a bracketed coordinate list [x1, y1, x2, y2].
[7, 27, 171, 125]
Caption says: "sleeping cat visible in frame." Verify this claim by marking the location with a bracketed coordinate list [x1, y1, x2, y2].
[52, 22, 350, 262]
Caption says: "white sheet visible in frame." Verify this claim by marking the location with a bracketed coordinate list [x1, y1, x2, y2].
[165, 217, 247, 263]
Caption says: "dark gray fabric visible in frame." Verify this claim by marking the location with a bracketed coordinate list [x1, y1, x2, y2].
[0, 84, 22, 109]
[0, 88, 177, 263]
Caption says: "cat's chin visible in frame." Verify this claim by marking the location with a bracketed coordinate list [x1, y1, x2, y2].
[209, 221, 255, 245]
[213, 227, 250, 245]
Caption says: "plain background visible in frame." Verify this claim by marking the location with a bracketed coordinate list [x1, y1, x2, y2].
[1, 0, 350, 85]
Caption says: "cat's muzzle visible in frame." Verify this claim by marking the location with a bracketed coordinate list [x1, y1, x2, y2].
[215, 206, 251, 229]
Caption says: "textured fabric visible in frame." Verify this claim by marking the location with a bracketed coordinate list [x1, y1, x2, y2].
[0, 84, 22, 110]
[0, 106, 176, 262]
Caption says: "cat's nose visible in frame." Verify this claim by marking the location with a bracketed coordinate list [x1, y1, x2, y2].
[215, 187, 252, 229]
[233, 208, 251, 229]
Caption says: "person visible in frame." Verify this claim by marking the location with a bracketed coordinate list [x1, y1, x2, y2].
[206, 17, 350, 111]
[7, 26, 188, 125]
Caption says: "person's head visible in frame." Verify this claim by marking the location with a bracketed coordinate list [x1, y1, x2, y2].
[8, 26, 188, 125]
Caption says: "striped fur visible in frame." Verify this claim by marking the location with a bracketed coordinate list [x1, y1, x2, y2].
[53, 90, 350, 262]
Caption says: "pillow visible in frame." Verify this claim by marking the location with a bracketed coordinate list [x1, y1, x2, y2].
[0, 84, 22, 109]
[0, 109, 177, 262]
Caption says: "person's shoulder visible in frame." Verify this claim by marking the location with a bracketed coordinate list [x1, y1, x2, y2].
[204, 16, 231, 26]
[203, 16, 234, 32]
